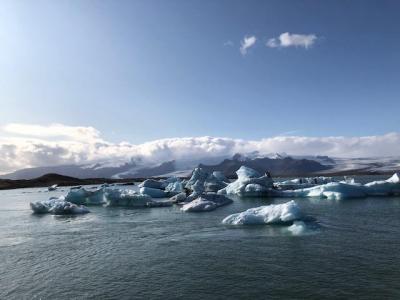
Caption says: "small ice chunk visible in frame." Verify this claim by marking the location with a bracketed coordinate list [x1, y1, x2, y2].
[181, 198, 218, 212]
[181, 194, 233, 212]
[288, 221, 307, 235]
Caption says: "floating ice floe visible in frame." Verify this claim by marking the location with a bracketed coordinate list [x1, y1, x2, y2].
[275, 177, 333, 190]
[364, 173, 400, 196]
[274, 173, 400, 200]
[222, 200, 301, 225]
[218, 166, 273, 197]
[181, 193, 233, 212]
[288, 221, 308, 235]
[30, 198, 90, 215]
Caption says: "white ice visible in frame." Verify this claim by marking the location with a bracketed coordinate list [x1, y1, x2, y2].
[221, 200, 301, 225]
[105, 188, 155, 207]
[181, 193, 233, 212]
[288, 221, 308, 235]
[218, 166, 273, 197]
[275, 173, 400, 200]
[65, 187, 106, 205]
[139, 187, 169, 198]
[30, 198, 90, 215]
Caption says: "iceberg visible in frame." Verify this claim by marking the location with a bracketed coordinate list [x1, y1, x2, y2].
[139, 179, 164, 190]
[164, 181, 184, 195]
[30, 198, 90, 215]
[181, 193, 233, 212]
[139, 187, 169, 198]
[218, 166, 273, 197]
[274, 173, 400, 200]
[276, 182, 367, 200]
[170, 192, 187, 203]
[222, 200, 301, 225]
[65, 187, 105, 205]
[138, 177, 183, 197]
[184, 167, 228, 195]
[364, 173, 400, 196]
[185, 168, 209, 190]
[105, 188, 154, 207]
[275, 177, 333, 190]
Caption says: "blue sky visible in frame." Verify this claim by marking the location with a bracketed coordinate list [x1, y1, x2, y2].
[1, 0, 399, 144]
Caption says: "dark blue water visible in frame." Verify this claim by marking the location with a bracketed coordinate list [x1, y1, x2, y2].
[1, 180, 400, 299]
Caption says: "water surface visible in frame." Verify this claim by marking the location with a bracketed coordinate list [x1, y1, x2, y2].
[1, 180, 400, 299]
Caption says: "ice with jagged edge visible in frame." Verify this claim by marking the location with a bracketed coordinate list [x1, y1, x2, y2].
[275, 176, 333, 190]
[275, 173, 400, 200]
[181, 193, 233, 212]
[139, 177, 183, 198]
[222, 200, 301, 225]
[65, 187, 106, 205]
[30, 197, 90, 215]
[218, 166, 273, 197]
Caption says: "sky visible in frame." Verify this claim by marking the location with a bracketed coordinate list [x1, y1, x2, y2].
[0, 0, 399, 172]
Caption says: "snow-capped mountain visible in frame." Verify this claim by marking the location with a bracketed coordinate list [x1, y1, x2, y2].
[1, 153, 399, 179]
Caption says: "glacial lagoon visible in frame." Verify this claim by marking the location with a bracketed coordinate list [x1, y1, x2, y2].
[1, 177, 400, 299]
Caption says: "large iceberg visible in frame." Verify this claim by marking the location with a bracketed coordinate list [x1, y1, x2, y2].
[364, 173, 400, 196]
[181, 193, 233, 212]
[30, 198, 90, 215]
[218, 166, 274, 197]
[274, 173, 400, 200]
[222, 200, 301, 225]
[64, 187, 106, 205]
[185, 168, 228, 194]
[276, 182, 367, 200]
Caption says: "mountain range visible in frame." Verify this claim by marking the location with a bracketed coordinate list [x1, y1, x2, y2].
[1, 152, 399, 180]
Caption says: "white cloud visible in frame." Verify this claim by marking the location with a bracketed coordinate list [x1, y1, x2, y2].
[267, 32, 317, 49]
[0, 123, 399, 174]
[240, 35, 257, 55]
[3, 123, 101, 142]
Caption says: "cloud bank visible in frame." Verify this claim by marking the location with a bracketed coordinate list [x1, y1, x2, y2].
[267, 32, 317, 49]
[240, 35, 257, 55]
[0, 123, 399, 174]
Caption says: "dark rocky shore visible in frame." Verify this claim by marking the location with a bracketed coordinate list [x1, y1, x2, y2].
[0, 173, 137, 190]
